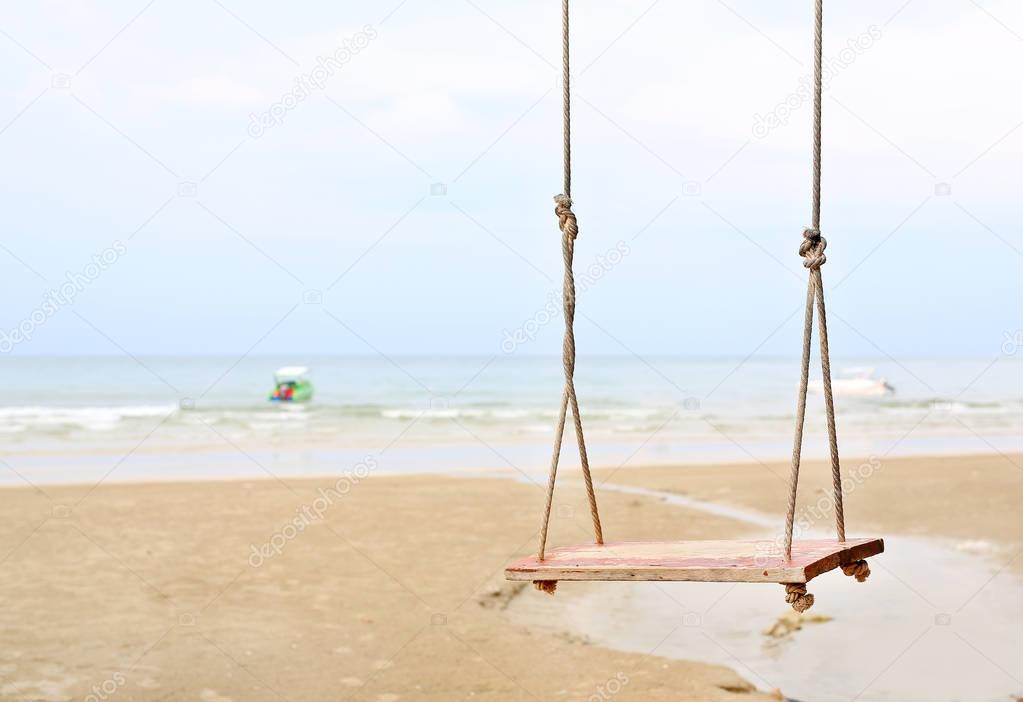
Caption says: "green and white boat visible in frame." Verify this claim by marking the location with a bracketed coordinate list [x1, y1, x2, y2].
[268, 366, 314, 403]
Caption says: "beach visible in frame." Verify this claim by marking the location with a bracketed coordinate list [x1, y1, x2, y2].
[4, 0, 1021, 698]
[3, 452, 1021, 701]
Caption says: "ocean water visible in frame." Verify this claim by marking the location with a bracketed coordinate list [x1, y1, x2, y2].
[1, 355, 1022, 482]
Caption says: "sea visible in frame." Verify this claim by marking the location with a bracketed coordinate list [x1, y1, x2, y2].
[1, 355, 1021, 485]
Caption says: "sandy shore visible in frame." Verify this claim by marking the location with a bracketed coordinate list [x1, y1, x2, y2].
[595, 451, 1023, 549]
[1, 452, 1020, 701]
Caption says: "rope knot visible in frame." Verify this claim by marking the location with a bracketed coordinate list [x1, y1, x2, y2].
[554, 194, 578, 240]
[784, 583, 815, 613]
[841, 559, 871, 583]
[799, 227, 827, 269]
[533, 580, 558, 595]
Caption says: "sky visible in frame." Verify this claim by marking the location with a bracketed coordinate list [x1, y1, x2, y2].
[1, 0, 1022, 358]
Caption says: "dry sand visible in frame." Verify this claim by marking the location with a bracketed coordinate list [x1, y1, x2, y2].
[0, 451, 1020, 701]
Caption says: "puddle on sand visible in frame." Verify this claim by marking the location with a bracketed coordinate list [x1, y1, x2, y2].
[507, 483, 1023, 702]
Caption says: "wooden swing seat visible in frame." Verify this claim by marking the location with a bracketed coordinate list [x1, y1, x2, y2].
[505, 537, 883, 584]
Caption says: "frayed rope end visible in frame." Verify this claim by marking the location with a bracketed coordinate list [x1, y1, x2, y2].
[533, 580, 558, 595]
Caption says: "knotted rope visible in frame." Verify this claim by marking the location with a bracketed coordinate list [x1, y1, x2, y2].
[781, 0, 867, 611]
[536, 0, 604, 568]
[534, 580, 558, 595]
[842, 559, 871, 582]
[785, 584, 815, 613]
[783, 0, 844, 559]
[799, 227, 827, 269]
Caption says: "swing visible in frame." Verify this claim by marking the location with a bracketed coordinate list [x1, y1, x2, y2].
[504, 0, 883, 612]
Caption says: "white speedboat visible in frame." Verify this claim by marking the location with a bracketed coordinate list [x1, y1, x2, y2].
[809, 367, 893, 397]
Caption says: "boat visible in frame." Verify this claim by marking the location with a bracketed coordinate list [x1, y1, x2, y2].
[268, 366, 314, 403]
[809, 367, 894, 397]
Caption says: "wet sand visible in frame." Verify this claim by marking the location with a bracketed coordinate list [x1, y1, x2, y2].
[0, 452, 1021, 701]
[531, 454, 1023, 701]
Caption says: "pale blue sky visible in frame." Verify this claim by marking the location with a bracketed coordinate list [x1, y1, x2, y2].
[1, 0, 1022, 358]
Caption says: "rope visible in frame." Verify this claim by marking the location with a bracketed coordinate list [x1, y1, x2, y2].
[537, 0, 603, 562]
[534, 580, 558, 594]
[842, 560, 871, 582]
[561, 0, 571, 198]
[784, 583, 815, 613]
[783, 0, 846, 560]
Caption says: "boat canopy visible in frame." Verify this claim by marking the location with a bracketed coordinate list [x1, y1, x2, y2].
[274, 366, 310, 383]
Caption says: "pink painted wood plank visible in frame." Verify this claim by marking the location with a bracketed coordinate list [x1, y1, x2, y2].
[505, 538, 883, 584]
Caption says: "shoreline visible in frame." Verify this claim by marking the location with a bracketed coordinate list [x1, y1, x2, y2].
[6, 437, 1023, 487]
